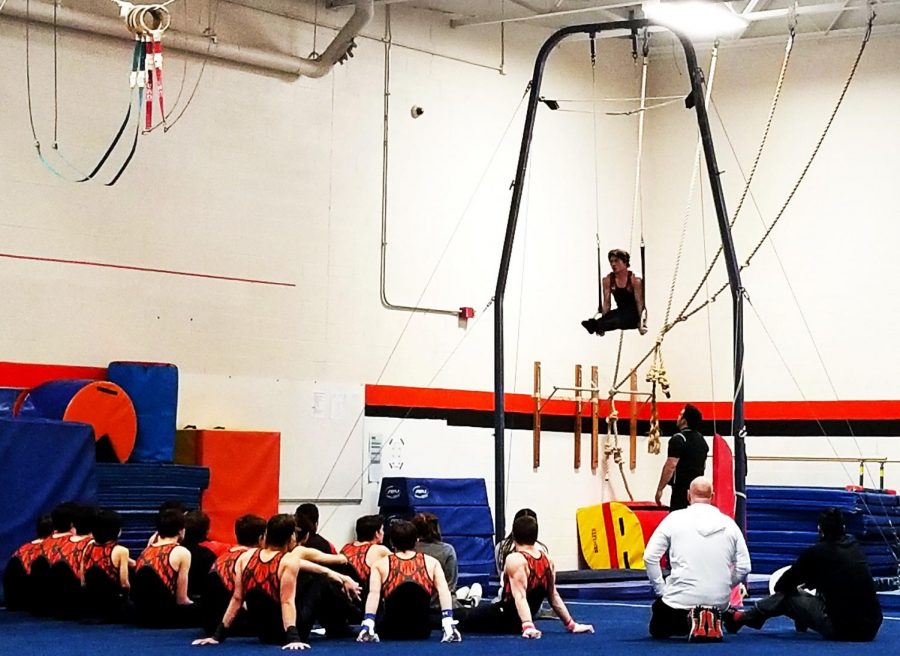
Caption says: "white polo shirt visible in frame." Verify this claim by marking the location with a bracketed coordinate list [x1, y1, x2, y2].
[644, 502, 751, 610]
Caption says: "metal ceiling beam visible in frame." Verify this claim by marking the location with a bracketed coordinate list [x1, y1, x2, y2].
[745, 0, 897, 21]
[825, 0, 854, 32]
[451, 1, 641, 28]
[509, 0, 624, 21]
[741, 0, 767, 14]
[327, 0, 414, 6]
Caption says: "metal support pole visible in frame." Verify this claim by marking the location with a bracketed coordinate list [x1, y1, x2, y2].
[591, 366, 600, 472]
[493, 19, 744, 537]
[533, 361, 541, 471]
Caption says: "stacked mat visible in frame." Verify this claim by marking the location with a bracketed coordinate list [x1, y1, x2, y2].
[747, 485, 900, 576]
[379, 478, 495, 587]
[96, 463, 210, 553]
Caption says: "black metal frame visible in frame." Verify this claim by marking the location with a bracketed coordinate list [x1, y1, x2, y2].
[492, 19, 747, 538]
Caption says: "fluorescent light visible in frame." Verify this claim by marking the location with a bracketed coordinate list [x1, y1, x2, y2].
[643, 1, 749, 39]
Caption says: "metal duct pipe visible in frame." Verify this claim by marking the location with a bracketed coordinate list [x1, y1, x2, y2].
[1, 0, 373, 78]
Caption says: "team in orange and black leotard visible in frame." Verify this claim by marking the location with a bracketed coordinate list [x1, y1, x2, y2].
[5, 504, 599, 647]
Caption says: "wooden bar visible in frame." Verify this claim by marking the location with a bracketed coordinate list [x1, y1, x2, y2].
[533, 361, 541, 471]
[591, 365, 599, 472]
[574, 364, 582, 470]
[629, 371, 638, 471]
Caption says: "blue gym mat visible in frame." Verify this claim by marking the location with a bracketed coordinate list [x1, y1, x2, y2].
[1, 601, 897, 656]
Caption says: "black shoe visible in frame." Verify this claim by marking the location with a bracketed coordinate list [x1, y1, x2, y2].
[794, 619, 808, 633]
[581, 319, 595, 335]
[722, 609, 742, 634]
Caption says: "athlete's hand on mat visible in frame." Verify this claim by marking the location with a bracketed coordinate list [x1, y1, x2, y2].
[357, 629, 380, 643]
[569, 622, 594, 634]
[357, 619, 380, 643]
[282, 641, 311, 650]
[191, 638, 220, 646]
[441, 617, 462, 643]
[521, 622, 542, 639]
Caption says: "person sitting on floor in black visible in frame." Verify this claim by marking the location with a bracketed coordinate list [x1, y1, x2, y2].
[341, 515, 391, 593]
[291, 515, 361, 640]
[48, 504, 96, 619]
[357, 519, 460, 643]
[294, 503, 337, 555]
[132, 508, 197, 627]
[3, 514, 52, 611]
[724, 508, 883, 642]
[201, 514, 266, 636]
[457, 515, 592, 640]
[183, 510, 218, 602]
[28, 502, 78, 617]
[193, 513, 360, 650]
[81, 509, 131, 622]
[581, 248, 646, 337]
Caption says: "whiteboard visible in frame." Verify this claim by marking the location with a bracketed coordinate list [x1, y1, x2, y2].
[279, 382, 365, 502]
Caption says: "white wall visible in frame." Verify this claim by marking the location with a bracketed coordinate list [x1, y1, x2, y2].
[1, 4, 898, 569]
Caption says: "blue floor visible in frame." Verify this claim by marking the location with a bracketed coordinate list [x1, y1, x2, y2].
[1, 602, 897, 656]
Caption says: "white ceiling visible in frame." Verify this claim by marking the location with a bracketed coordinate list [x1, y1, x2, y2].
[325, 0, 900, 43]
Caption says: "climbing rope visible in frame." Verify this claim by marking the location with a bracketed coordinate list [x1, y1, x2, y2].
[608, 10, 874, 397]
[678, 22, 796, 323]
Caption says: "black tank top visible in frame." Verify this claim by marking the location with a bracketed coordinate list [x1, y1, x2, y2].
[609, 272, 638, 315]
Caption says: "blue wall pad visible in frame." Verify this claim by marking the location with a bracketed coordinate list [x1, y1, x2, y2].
[95, 463, 209, 553]
[445, 536, 494, 563]
[108, 362, 178, 463]
[384, 505, 494, 537]
[379, 478, 489, 508]
[0, 388, 23, 417]
[746, 485, 900, 576]
[0, 417, 97, 600]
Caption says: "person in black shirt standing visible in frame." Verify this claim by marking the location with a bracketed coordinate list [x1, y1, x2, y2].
[724, 508, 882, 642]
[655, 404, 708, 510]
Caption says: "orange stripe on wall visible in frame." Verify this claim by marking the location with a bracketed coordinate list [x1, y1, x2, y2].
[366, 384, 900, 421]
[0, 362, 107, 388]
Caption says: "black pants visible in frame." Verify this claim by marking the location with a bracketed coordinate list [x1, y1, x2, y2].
[83, 569, 129, 623]
[296, 573, 357, 639]
[2, 558, 29, 611]
[670, 486, 689, 511]
[377, 585, 433, 640]
[649, 599, 691, 639]
[591, 309, 639, 333]
[456, 601, 527, 635]
[741, 591, 835, 639]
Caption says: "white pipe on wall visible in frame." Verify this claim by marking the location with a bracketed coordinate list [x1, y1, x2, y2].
[0, 0, 373, 78]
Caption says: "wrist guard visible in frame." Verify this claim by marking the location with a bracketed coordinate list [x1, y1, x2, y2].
[212, 622, 228, 643]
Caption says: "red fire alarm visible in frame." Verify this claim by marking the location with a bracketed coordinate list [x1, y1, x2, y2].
[458, 307, 475, 320]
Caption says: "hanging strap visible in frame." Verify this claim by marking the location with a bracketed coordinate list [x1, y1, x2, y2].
[590, 33, 605, 315]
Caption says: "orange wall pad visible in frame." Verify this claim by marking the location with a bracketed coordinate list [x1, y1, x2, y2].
[366, 384, 900, 421]
[180, 430, 281, 543]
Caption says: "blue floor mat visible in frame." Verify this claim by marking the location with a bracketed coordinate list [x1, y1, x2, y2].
[2, 602, 897, 656]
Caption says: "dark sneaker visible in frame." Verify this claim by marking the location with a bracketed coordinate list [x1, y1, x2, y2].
[689, 606, 724, 642]
[794, 619, 808, 633]
[581, 319, 595, 335]
[722, 609, 741, 634]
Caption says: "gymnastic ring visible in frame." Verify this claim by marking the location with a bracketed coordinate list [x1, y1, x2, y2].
[139, 7, 171, 35]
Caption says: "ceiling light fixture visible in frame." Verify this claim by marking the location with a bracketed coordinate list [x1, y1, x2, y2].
[642, 0, 749, 40]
